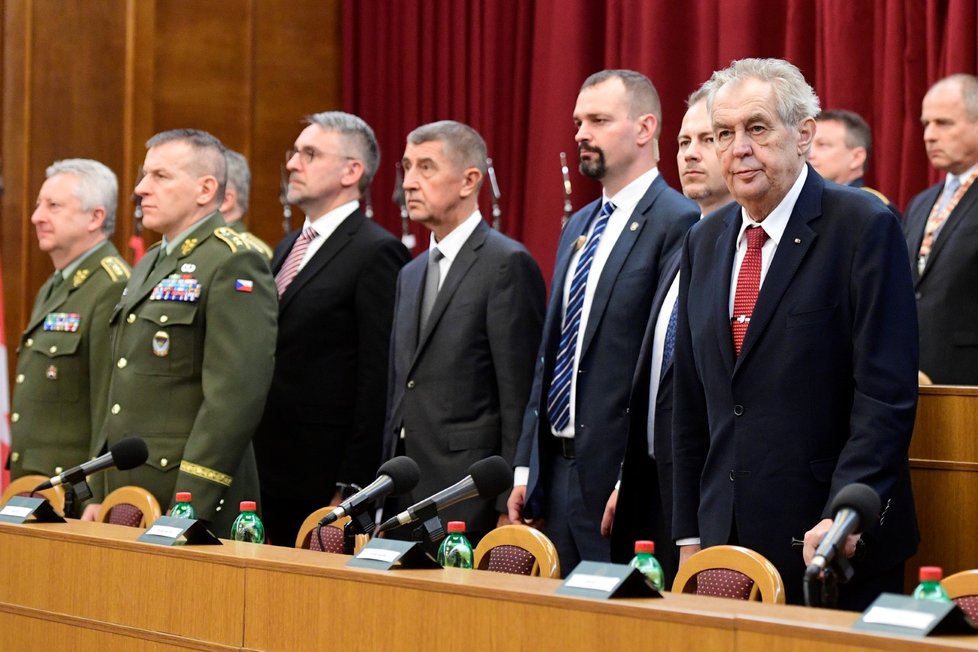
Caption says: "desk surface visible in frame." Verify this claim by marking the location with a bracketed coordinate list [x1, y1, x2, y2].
[1, 519, 977, 651]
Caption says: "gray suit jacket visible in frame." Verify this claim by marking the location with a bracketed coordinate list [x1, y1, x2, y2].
[384, 219, 545, 533]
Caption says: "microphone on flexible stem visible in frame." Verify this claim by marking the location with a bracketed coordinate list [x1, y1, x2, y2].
[377, 455, 513, 533]
[318, 456, 420, 527]
[803, 482, 881, 608]
[33, 437, 149, 491]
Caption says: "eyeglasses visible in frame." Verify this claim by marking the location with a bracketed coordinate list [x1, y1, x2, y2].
[286, 147, 356, 165]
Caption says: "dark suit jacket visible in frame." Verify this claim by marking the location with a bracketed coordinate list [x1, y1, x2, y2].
[610, 250, 680, 583]
[673, 168, 919, 605]
[514, 174, 699, 524]
[904, 179, 978, 384]
[254, 208, 409, 498]
[384, 219, 545, 534]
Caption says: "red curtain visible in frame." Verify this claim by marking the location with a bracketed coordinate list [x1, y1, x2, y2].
[344, 0, 978, 278]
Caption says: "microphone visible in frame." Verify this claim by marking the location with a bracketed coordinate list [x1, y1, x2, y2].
[319, 456, 420, 526]
[34, 437, 149, 491]
[808, 483, 881, 573]
[377, 455, 513, 532]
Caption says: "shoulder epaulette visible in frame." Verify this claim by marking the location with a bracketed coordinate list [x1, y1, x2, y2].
[100, 256, 131, 282]
[861, 186, 892, 207]
[239, 232, 274, 259]
[214, 226, 245, 253]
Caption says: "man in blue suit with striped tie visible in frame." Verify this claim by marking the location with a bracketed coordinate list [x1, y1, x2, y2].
[508, 70, 699, 572]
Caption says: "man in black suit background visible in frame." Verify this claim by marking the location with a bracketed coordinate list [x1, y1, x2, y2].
[508, 70, 699, 572]
[254, 111, 409, 546]
[904, 74, 978, 385]
[672, 58, 918, 609]
[604, 85, 732, 583]
[383, 121, 545, 543]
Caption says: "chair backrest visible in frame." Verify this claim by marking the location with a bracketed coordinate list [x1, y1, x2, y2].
[0, 474, 66, 514]
[98, 485, 163, 528]
[295, 508, 367, 554]
[671, 545, 785, 604]
[942, 569, 978, 621]
[473, 524, 560, 578]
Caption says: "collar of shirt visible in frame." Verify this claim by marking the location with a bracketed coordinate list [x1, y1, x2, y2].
[58, 240, 107, 281]
[736, 164, 808, 246]
[305, 199, 360, 241]
[603, 167, 660, 214]
[945, 161, 978, 190]
[428, 210, 483, 265]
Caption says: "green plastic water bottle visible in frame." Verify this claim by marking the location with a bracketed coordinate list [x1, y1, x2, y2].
[437, 521, 474, 569]
[169, 492, 196, 519]
[230, 501, 265, 544]
[629, 540, 665, 591]
[912, 566, 951, 603]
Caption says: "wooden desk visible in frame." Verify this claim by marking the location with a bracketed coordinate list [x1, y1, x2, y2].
[3, 520, 978, 651]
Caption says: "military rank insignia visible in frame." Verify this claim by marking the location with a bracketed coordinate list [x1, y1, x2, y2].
[150, 274, 202, 302]
[43, 313, 81, 332]
[153, 331, 170, 357]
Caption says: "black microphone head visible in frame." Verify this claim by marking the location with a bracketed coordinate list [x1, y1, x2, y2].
[377, 456, 420, 495]
[110, 437, 149, 471]
[830, 483, 881, 531]
[469, 456, 513, 499]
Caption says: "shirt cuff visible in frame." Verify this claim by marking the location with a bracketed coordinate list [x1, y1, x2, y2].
[514, 466, 529, 486]
[676, 537, 701, 546]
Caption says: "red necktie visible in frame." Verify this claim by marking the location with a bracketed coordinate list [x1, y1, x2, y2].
[731, 226, 768, 355]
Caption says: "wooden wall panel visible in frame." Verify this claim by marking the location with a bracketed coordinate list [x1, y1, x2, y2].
[1, 0, 342, 386]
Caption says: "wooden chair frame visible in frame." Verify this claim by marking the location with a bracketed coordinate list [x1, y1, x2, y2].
[672, 544, 785, 604]
[942, 569, 978, 600]
[473, 524, 561, 578]
[98, 485, 163, 528]
[1, 474, 66, 514]
[294, 507, 367, 554]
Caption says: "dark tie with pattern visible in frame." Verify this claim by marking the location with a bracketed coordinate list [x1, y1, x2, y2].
[731, 226, 768, 356]
[419, 247, 444, 332]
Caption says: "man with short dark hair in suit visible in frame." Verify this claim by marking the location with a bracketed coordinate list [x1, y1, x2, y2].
[383, 120, 545, 543]
[904, 74, 978, 385]
[672, 58, 918, 609]
[605, 86, 732, 584]
[508, 69, 699, 573]
[254, 111, 409, 546]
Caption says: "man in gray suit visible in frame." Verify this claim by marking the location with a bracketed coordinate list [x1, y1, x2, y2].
[383, 120, 545, 542]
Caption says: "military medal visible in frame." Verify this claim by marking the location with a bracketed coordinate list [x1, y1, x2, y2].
[43, 313, 81, 332]
[153, 331, 170, 357]
[150, 274, 202, 302]
[46, 365, 58, 380]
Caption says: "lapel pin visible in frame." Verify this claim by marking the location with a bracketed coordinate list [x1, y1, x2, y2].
[630, 222, 638, 232]
[794, 238, 802, 244]
[574, 235, 587, 252]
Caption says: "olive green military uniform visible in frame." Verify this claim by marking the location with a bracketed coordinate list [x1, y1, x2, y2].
[228, 220, 273, 259]
[8, 240, 130, 483]
[101, 212, 277, 534]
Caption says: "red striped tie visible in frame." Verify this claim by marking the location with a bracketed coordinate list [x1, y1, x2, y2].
[731, 226, 768, 355]
[275, 227, 318, 297]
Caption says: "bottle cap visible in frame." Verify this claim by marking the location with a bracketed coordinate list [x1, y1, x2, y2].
[240, 501, 257, 511]
[919, 566, 943, 582]
[634, 540, 655, 554]
[175, 492, 192, 502]
[446, 521, 466, 533]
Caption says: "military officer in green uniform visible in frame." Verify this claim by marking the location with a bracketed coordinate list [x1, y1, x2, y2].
[83, 130, 277, 534]
[220, 148, 273, 258]
[8, 159, 130, 499]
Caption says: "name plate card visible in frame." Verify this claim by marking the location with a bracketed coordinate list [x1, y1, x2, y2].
[854, 593, 976, 637]
[0, 496, 65, 524]
[347, 538, 440, 571]
[556, 561, 663, 600]
[137, 516, 221, 546]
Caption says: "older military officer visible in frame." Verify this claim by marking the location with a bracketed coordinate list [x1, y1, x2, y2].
[220, 148, 272, 258]
[8, 159, 129, 508]
[83, 129, 277, 534]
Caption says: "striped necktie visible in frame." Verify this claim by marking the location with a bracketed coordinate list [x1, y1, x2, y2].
[275, 227, 318, 297]
[546, 200, 615, 432]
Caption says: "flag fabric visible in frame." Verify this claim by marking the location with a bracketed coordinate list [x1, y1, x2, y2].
[0, 254, 11, 491]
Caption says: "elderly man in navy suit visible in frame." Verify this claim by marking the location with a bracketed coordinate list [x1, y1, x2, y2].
[672, 58, 918, 609]
[509, 69, 698, 573]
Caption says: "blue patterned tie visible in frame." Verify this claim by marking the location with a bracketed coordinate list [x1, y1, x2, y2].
[660, 298, 678, 380]
[547, 200, 616, 432]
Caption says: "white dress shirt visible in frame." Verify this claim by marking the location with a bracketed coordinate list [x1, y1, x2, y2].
[298, 199, 361, 271]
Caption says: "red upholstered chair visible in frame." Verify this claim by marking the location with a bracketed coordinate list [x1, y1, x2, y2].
[941, 569, 978, 621]
[294, 508, 368, 554]
[473, 524, 560, 578]
[0, 474, 66, 514]
[97, 485, 162, 528]
[671, 545, 785, 604]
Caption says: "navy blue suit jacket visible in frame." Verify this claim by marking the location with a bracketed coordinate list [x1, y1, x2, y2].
[514, 173, 698, 522]
[672, 168, 919, 604]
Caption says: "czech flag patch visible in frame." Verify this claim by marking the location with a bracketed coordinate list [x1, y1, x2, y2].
[235, 279, 254, 293]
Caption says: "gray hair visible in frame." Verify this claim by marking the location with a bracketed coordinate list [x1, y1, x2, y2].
[45, 158, 119, 236]
[145, 128, 228, 201]
[581, 69, 663, 138]
[305, 111, 380, 192]
[224, 149, 251, 215]
[406, 120, 488, 188]
[687, 81, 713, 108]
[930, 74, 978, 121]
[707, 58, 820, 127]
